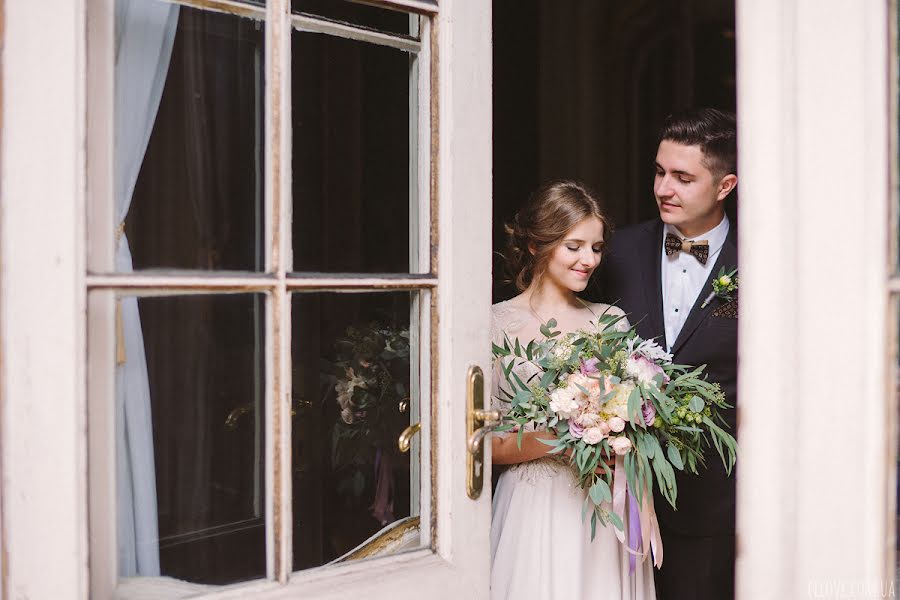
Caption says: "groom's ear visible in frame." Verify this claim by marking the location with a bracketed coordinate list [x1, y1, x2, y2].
[528, 242, 537, 256]
[716, 174, 738, 201]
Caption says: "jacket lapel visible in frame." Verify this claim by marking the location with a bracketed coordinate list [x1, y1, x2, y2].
[670, 224, 738, 355]
[639, 220, 666, 343]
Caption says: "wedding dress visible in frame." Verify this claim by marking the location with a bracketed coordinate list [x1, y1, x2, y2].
[489, 300, 657, 600]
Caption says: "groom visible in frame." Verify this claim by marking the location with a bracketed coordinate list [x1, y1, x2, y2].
[598, 108, 739, 600]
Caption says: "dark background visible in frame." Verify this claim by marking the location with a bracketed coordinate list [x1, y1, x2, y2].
[493, 0, 736, 301]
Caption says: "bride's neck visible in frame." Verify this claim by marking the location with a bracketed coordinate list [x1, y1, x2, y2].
[521, 280, 582, 316]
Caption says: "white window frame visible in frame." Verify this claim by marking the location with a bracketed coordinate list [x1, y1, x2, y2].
[86, 0, 437, 596]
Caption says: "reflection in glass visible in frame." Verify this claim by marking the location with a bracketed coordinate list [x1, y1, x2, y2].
[117, 3, 265, 272]
[291, 292, 425, 570]
[292, 31, 416, 273]
[116, 293, 265, 585]
[292, 0, 415, 37]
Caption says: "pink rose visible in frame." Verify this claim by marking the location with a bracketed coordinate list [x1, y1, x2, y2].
[608, 416, 626, 433]
[582, 427, 605, 445]
[597, 421, 611, 435]
[580, 357, 601, 375]
[569, 420, 585, 439]
[641, 401, 656, 427]
[610, 436, 633, 455]
[626, 354, 668, 384]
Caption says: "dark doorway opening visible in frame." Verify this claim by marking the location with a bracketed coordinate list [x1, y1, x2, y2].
[492, 0, 736, 301]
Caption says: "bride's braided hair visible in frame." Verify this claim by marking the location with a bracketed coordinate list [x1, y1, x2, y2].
[504, 180, 611, 292]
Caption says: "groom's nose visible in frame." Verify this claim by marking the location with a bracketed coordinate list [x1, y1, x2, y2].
[655, 175, 674, 198]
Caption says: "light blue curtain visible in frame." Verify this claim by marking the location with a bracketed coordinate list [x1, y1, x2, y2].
[114, 0, 179, 577]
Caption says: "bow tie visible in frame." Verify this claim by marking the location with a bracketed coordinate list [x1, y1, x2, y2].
[665, 232, 709, 265]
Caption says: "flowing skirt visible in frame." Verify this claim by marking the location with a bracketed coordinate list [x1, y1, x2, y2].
[490, 458, 656, 600]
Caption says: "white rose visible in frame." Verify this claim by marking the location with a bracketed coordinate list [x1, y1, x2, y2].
[582, 427, 606, 445]
[608, 416, 626, 432]
[610, 436, 633, 455]
[549, 387, 580, 419]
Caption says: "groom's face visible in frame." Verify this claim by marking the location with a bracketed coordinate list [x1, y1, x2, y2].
[654, 140, 732, 237]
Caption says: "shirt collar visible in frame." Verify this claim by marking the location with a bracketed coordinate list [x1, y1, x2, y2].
[663, 215, 730, 255]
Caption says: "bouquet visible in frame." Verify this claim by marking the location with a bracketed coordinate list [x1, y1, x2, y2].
[328, 323, 411, 525]
[492, 310, 737, 567]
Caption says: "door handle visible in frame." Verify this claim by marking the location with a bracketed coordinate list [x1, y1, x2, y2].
[398, 422, 421, 453]
[466, 365, 500, 499]
[467, 409, 501, 455]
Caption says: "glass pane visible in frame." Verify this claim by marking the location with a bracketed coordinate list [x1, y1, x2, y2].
[292, 0, 415, 37]
[116, 293, 266, 586]
[116, 3, 265, 272]
[291, 291, 426, 571]
[292, 31, 417, 273]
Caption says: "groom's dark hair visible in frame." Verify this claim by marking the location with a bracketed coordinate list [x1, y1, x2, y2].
[658, 108, 737, 179]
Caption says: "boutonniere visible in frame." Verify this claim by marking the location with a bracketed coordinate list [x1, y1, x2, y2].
[701, 267, 738, 309]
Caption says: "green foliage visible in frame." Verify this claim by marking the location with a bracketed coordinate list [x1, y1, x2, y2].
[491, 308, 739, 535]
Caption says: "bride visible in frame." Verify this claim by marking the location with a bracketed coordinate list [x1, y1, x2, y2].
[490, 181, 656, 600]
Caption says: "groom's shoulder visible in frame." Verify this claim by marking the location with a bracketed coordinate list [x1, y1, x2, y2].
[607, 218, 659, 252]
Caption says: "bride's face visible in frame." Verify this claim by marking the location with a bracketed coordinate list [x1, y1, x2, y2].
[542, 217, 605, 293]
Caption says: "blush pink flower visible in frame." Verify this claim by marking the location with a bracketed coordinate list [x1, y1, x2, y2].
[582, 427, 605, 445]
[610, 436, 633, 455]
[608, 416, 626, 433]
[625, 354, 668, 384]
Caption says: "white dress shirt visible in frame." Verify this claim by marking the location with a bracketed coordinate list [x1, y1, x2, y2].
[661, 215, 730, 350]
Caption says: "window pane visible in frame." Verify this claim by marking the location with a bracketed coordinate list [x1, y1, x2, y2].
[292, 31, 418, 273]
[292, 0, 415, 37]
[116, 293, 266, 586]
[116, 3, 265, 272]
[291, 291, 427, 571]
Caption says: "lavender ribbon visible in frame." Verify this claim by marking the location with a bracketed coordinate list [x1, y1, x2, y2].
[371, 449, 395, 525]
[627, 485, 642, 574]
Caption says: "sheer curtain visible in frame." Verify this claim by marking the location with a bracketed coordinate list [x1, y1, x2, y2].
[114, 0, 179, 577]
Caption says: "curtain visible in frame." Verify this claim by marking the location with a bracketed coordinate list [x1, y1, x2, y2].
[114, 0, 179, 577]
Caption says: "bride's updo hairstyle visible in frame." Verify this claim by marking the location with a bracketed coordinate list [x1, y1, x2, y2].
[504, 180, 610, 291]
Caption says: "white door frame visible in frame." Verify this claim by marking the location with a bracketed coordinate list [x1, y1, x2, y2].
[735, 0, 893, 597]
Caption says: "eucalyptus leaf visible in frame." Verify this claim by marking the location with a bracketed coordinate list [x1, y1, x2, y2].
[607, 510, 624, 532]
[667, 443, 684, 470]
[689, 396, 706, 413]
[589, 479, 612, 505]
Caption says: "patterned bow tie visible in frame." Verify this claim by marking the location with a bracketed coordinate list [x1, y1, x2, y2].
[665, 232, 709, 265]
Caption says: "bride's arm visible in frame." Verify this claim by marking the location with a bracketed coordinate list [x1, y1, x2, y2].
[490, 431, 559, 465]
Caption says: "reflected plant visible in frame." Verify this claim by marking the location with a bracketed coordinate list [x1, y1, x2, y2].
[325, 323, 411, 525]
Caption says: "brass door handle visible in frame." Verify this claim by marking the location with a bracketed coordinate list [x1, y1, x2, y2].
[398, 422, 421, 453]
[466, 366, 500, 499]
[466, 409, 501, 455]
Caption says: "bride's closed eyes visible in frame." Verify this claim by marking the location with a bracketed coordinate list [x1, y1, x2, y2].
[563, 240, 603, 253]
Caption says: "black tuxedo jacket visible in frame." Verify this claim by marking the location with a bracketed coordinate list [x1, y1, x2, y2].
[597, 218, 738, 537]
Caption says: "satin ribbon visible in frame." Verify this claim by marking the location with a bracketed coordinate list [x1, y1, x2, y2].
[612, 455, 664, 571]
[371, 449, 395, 525]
